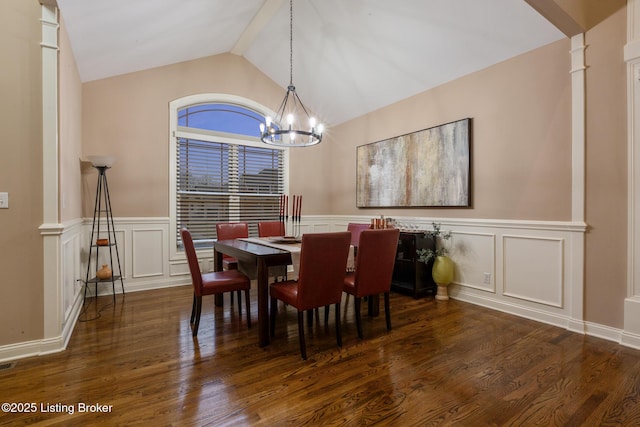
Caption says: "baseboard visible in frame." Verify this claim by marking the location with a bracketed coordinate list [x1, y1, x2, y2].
[452, 286, 573, 329]
[452, 286, 640, 349]
[88, 277, 190, 297]
[621, 331, 640, 349]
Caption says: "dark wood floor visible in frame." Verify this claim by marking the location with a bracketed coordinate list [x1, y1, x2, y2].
[1, 285, 640, 426]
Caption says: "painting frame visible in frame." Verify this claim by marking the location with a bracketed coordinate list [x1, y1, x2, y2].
[356, 118, 471, 208]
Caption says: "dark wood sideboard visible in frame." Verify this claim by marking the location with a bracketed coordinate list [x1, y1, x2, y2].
[391, 231, 436, 298]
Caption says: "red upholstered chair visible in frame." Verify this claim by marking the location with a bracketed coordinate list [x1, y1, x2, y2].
[182, 228, 251, 337]
[215, 222, 249, 270]
[269, 232, 351, 360]
[347, 223, 370, 246]
[343, 228, 399, 338]
[215, 222, 249, 303]
[258, 221, 285, 238]
[347, 222, 371, 256]
[258, 221, 288, 280]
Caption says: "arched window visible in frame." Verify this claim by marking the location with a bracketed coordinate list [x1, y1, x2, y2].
[169, 94, 288, 254]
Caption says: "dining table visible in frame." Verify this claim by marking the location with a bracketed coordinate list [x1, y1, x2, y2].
[213, 238, 294, 347]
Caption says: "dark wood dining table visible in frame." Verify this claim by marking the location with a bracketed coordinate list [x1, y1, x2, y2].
[213, 239, 292, 347]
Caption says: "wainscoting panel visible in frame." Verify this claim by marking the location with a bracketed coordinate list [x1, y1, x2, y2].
[84, 218, 185, 295]
[132, 229, 165, 278]
[450, 231, 496, 293]
[60, 220, 84, 329]
[309, 223, 331, 233]
[503, 235, 564, 307]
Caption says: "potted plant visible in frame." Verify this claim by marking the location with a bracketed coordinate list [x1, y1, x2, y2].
[417, 222, 454, 300]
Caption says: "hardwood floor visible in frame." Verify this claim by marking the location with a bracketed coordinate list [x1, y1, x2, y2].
[1, 285, 640, 426]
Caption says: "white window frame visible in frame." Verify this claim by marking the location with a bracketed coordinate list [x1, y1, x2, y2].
[169, 93, 289, 260]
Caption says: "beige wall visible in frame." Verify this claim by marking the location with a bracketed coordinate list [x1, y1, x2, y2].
[81, 53, 286, 218]
[82, 41, 573, 220]
[59, 15, 83, 223]
[584, 6, 627, 328]
[322, 38, 572, 220]
[0, 0, 44, 345]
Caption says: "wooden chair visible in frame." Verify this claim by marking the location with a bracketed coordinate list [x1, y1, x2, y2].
[269, 232, 351, 360]
[181, 228, 251, 337]
[258, 221, 285, 238]
[343, 228, 399, 338]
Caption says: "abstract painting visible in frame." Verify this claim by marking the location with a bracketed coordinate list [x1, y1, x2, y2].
[357, 118, 470, 207]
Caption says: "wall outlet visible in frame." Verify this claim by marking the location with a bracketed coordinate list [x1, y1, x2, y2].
[0, 192, 8, 209]
[483, 272, 491, 285]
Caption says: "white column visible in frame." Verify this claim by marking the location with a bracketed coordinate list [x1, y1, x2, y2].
[570, 34, 586, 223]
[567, 33, 587, 331]
[624, 0, 640, 348]
[39, 4, 62, 343]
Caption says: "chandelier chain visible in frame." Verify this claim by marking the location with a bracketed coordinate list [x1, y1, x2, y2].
[289, 0, 293, 87]
[259, 0, 323, 147]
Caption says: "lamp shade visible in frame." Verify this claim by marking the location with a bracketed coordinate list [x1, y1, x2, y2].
[87, 155, 116, 168]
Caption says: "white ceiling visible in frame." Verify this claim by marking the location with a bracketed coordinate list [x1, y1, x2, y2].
[56, 0, 565, 126]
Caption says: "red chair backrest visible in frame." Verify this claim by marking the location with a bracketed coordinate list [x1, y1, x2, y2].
[296, 232, 351, 311]
[216, 222, 249, 240]
[258, 221, 285, 237]
[352, 229, 400, 296]
[347, 223, 371, 247]
[181, 228, 203, 296]
[216, 222, 249, 260]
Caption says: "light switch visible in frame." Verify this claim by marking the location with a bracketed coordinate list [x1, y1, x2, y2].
[0, 192, 8, 209]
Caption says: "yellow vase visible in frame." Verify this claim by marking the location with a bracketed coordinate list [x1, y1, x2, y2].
[432, 256, 454, 285]
[432, 256, 454, 301]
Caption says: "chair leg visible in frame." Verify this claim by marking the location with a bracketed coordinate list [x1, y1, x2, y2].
[354, 297, 363, 339]
[324, 305, 330, 325]
[190, 293, 197, 324]
[307, 310, 314, 329]
[335, 302, 342, 347]
[192, 296, 203, 337]
[384, 292, 392, 331]
[270, 296, 277, 337]
[244, 289, 251, 328]
[237, 291, 243, 317]
[298, 311, 307, 360]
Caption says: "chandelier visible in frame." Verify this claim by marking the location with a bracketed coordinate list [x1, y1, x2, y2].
[260, 0, 324, 147]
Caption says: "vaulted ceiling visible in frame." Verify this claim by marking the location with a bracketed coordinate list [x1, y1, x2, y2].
[57, 0, 568, 126]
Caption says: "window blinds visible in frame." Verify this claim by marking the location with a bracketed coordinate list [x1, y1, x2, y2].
[176, 137, 284, 248]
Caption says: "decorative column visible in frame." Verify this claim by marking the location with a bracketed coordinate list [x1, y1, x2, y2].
[624, 0, 640, 347]
[567, 33, 587, 333]
[38, 3, 63, 346]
